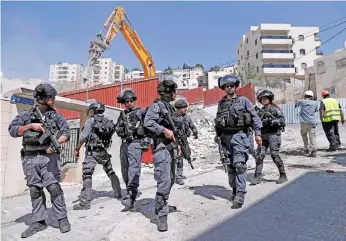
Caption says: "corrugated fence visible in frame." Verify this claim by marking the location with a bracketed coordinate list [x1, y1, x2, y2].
[57, 78, 256, 119]
[279, 98, 346, 124]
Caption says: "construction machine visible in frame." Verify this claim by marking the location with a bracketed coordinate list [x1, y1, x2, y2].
[82, 7, 156, 82]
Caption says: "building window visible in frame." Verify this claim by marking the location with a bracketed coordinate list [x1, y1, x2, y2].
[238, 49, 239, 54]
[256, 53, 258, 59]
[336, 58, 346, 69]
[238, 60, 240, 65]
[299, 49, 306, 55]
[241, 55, 243, 60]
[301, 63, 307, 69]
[255, 39, 257, 46]
[316, 61, 326, 74]
[298, 35, 304, 41]
[246, 38, 248, 44]
[248, 63, 250, 69]
[247, 50, 249, 56]
[257, 66, 259, 73]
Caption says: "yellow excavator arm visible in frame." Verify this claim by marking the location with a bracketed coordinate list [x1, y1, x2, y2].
[82, 7, 156, 81]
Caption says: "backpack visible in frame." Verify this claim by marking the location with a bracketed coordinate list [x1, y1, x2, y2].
[92, 115, 116, 142]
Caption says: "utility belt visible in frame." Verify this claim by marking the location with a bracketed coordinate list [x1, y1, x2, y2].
[22, 144, 52, 156]
[153, 137, 173, 152]
[221, 127, 248, 135]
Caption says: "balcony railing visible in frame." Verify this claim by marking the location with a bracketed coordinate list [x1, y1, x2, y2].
[260, 35, 292, 39]
[262, 64, 295, 68]
[262, 50, 293, 53]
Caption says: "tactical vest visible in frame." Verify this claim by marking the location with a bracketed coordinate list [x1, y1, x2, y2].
[22, 109, 60, 152]
[125, 108, 147, 139]
[321, 98, 341, 122]
[214, 96, 252, 134]
[87, 115, 115, 149]
[258, 106, 283, 134]
[153, 99, 181, 139]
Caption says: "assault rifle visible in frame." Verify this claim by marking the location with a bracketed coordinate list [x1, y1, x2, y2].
[215, 136, 229, 173]
[32, 105, 62, 153]
[166, 111, 194, 169]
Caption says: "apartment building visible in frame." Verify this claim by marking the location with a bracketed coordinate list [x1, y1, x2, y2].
[49, 63, 84, 83]
[207, 65, 238, 89]
[161, 67, 203, 90]
[125, 70, 162, 80]
[236, 24, 322, 84]
[304, 46, 346, 99]
[91, 58, 125, 84]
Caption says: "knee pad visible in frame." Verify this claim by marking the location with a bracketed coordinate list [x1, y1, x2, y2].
[46, 183, 62, 198]
[103, 161, 115, 177]
[29, 186, 43, 199]
[82, 166, 95, 179]
[234, 162, 247, 174]
[255, 154, 265, 165]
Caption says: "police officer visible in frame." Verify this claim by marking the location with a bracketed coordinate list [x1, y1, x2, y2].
[144, 78, 179, 232]
[250, 89, 288, 185]
[174, 99, 198, 185]
[73, 101, 122, 210]
[319, 90, 345, 151]
[214, 75, 262, 209]
[115, 88, 149, 208]
[8, 84, 71, 238]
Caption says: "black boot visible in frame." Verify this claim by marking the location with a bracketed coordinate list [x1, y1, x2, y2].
[157, 215, 168, 232]
[110, 174, 122, 198]
[250, 173, 262, 185]
[121, 194, 135, 209]
[73, 203, 90, 210]
[276, 172, 288, 184]
[58, 217, 71, 233]
[309, 150, 317, 158]
[230, 188, 236, 201]
[21, 220, 47, 238]
[231, 192, 245, 209]
[175, 178, 184, 185]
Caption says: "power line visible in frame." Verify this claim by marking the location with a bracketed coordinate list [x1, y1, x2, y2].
[203, 17, 346, 70]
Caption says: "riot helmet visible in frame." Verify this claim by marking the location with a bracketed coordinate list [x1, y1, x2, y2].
[218, 74, 240, 90]
[33, 83, 57, 102]
[117, 88, 137, 104]
[174, 99, 188, 109]
[157, 78, 178, 95]
[257, 89, 274, 102]
[89, 101, 105, 114]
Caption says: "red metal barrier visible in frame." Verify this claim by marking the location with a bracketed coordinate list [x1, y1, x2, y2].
[178, 87, 204, 104]
[203, 83, 255, 107]
[57, 78, 159, 119]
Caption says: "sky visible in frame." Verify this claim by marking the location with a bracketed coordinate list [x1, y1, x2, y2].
[1, 1, 346, 80]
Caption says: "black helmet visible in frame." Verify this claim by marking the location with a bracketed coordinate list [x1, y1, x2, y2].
[33, 84, 57, 101]
[157, 78, 178, 95]
[174, 99, 188, 109]
[218, 74, 241, 89]
[89, 101, 105, 114]
[257, 89, 274, 102]
[117, 88, 137, 104]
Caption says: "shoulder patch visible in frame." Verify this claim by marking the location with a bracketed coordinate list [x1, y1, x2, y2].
[152, 103, 160, 114]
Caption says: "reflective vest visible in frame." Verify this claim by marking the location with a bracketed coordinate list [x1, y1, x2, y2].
[321, 98, 341, 122]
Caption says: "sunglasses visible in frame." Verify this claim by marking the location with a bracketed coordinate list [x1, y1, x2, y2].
[125, 100, 134, 103]
[225, 84, 235, 89]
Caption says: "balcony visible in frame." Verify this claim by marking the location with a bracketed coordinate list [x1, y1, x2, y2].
[262, 64, 296, 75]
[260, 35, 293, 45]
[259, 24, 291, 33]
[316, 50, 323, 55]
[262, 50, 294, 60]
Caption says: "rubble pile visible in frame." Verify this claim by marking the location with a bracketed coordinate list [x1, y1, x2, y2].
[187, 109, 220, 166]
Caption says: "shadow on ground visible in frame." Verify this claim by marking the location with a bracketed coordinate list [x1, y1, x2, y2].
[190, 171, 346, 241]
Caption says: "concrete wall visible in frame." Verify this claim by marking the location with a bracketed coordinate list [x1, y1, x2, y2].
[1, 99, 29, 197]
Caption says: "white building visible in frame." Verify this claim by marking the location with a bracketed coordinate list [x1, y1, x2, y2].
[49, 63, 84, 83]
[91, 58, 125, 84]
[207, 65, 238, 89]
[125, 70, 162, 80]
[236, 24, 322, 84]
[165, 67, 203, 90]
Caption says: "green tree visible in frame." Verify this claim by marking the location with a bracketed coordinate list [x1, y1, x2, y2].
[164, 66, 172, 71]
[195, 64, 204, 70]
[209, 66, 222, 72]
[132, 67, 141, 71]
[124, 67, 129, 74]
